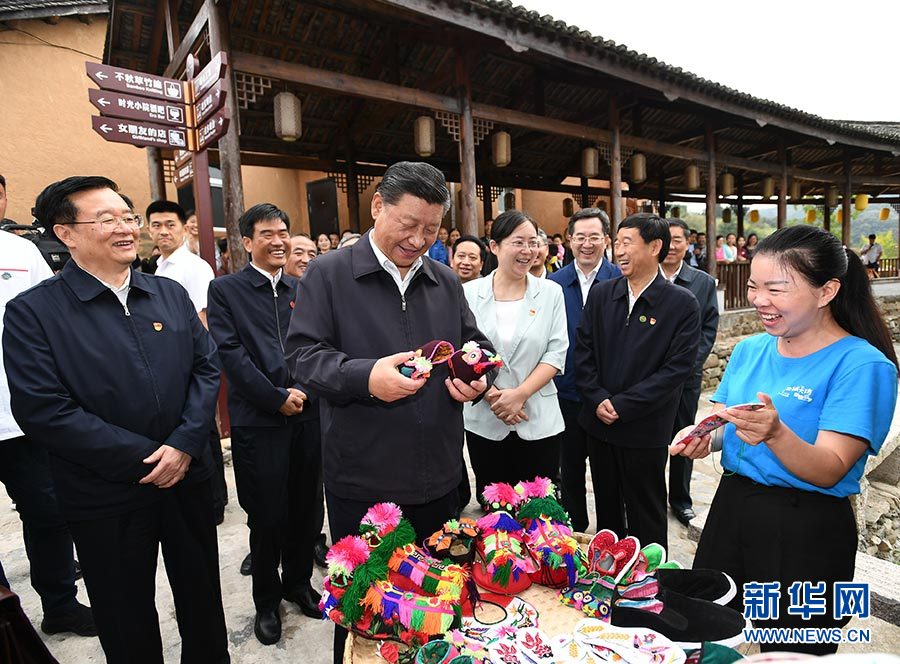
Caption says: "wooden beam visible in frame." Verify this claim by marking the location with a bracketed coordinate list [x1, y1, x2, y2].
[736, 173, 744, 239]
[207, 0, 246, 272]
[163, 2, 209, 79]
[345, 142, 360, 232]
[232, 53, 900, 191]
[609, 96, 622, 242]
[456, 49, 478, 237]
[379, 0, 900, 155]
[657, 172, 666, 217]
[147, 1, 167, 73]
[705, 124, 717, 277]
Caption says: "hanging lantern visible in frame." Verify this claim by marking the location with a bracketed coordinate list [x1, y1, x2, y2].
[855, 193, 869, 211]
[685, 164, 700, 191]
[274, 91, 302, 142]
[581, 147, 599, 179]
[790, 181, 802, 201]
[503, 191, 516, 209]
[563, 198, 575, 218]
[671, 206, 681, 219]
[749, 209, 760, 223]
[492, 131, 511, 167]
[722, 207, 732, 223]
[806, 208, 816, 224]
[825, 186, 838, 208]
[761, 177, 775, 199]
[414, 115, 435, 157]
[836, 208, 843, 223]
[880, 207, 891, 222]
[630, 153, 647, 183]
[720, 172, 734, 197]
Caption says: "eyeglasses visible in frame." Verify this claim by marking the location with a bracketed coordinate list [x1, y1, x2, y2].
[571, 234, 605, 244]
[65, 214, 144, 230]
[505, 239, 540, 250]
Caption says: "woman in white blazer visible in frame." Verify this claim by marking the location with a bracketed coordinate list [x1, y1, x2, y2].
[463, 210, 568, 500]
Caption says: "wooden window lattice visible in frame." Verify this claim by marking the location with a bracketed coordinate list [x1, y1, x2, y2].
[162, 159, 175, 183]
[597, 142, 634, 166]
[326, 172, 377, 194]
[434, 111, 494, 146]
[476, 185, 503, 202]
[234, 72, 273, 108]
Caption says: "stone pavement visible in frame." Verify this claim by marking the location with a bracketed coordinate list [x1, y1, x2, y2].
[1, 394, 898, 662]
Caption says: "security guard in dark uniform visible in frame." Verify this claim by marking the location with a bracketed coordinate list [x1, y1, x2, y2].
[3, 176, 229, 664]
[207, 203, 321, 646]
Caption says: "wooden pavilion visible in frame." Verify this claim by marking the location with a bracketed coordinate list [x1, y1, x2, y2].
[103, 0, 900, 276]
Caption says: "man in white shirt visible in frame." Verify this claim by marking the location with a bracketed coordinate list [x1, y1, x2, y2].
[860, 234, 883, 278]
[0, 218, 97, 636]
[146, 200, 227, 524]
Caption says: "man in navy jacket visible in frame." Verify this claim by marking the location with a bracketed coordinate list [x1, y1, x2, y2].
[3, 176, 228, 664]
[207, 204, 321, 646]
[576, 213, 699, 549]
[661, 218, 719, 525]
[548, 208, 621, 532]
[285, 162, 495, 664]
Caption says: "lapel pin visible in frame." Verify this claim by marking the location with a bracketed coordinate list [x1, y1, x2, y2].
[1, 273, 11, 280]
[153, 322, 164, 331]
[529, 308, 536, 316]
[650, 317, 657, 325]
[290, 300, 295, 309]
[639, 315, 647, 323]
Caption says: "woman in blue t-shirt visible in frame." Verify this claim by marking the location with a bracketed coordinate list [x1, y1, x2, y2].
[671, 225, 898, 655]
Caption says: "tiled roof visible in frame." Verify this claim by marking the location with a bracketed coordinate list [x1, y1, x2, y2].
[0, 0, 108, 21]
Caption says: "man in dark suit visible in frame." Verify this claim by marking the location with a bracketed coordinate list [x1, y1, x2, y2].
[549, 208, 621, 532]
[207, 204, 321, 646]
[284, 162, 496, 663]
[5, 176, 228, 664]
[576, 213, 699, 549]
[661, 218, 719, 525]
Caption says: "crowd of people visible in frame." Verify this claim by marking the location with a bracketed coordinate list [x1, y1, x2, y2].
[0, 161, 896, 663]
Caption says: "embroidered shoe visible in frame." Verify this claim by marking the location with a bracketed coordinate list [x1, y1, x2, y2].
[587, 530, 640, 583]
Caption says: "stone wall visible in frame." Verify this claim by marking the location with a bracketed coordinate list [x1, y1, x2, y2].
[701, 294, 900, 393]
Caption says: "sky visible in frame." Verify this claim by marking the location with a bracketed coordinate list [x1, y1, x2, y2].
[516, 0, 899, 122]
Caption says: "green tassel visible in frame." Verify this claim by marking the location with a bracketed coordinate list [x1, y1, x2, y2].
[409, 607, 426, 632]
[491, 564, 511, 588]
[451, 603, 462, 629]
[517, 497, 571, 526]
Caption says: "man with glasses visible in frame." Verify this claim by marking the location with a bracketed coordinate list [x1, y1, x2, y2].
[3, 176, 229, 664]
[548, 208, 621, 532]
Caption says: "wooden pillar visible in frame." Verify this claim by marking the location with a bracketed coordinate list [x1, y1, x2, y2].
[705, 124, 717, 278]
[608, 97, 622, 242]
[206, 0, 246, 272]
[481, 182, 493, 231]
[823, 189, 831, 233]
[842, 155, 853, 246]
[777, 146, 788, 228]
[455, 50, 478, 237]
[580, 177, 590, 209]
[657, 172, 666, 217]
[736, 174, 745, 239]
[346, 164, 360, 232]
[146, 148, 166, 201]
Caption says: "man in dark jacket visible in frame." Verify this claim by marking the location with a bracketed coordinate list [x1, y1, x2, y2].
[576, 213, 699, 549]
[207, 204, 321, 646]
[549, 208, 621, 532]
[661, 218, 719, 525]
[285, 162, 495, 663]
[3, 176, 228, 664]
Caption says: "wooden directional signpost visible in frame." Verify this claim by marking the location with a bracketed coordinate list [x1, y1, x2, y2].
[86, 53, 230, 271]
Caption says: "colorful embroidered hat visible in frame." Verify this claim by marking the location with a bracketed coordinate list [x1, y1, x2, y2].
[473, 483, 538, 595]
[448, 341, 503, 384]
[320, 502, 467, 647]
[399, 340, 455, 380]
[425, 518, 480, 566]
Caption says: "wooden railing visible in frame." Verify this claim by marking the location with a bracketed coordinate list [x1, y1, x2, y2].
[718, 256, 900, 310]
[717, 262, 751, 310]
